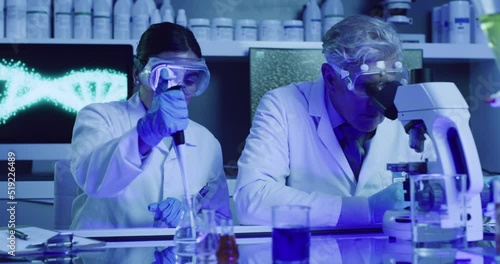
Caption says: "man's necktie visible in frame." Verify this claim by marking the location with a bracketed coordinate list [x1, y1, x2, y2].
[334, 123, 364, 181]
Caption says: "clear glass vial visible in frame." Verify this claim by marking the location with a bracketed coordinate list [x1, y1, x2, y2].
[196, 209, 219, 260]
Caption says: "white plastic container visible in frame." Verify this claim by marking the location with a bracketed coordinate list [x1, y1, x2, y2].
[176, 9, 187, 27]
[162, 8, 174, 23]
[54, 0, 73, 39]
[160, 0, 173, 17]
[6, 0, 27, 39]
[323, 16, 343, 35]
[303, 0, 321, 42]
[113, 0, 131, 39]
[283, 20, 304, 42]
[93, 0, 112, 39]
[449, 0, 470, 44]
[189, 18, 210, 40]
[470, 3, 488, 44]
[74, 0, 92, 39]
[145, 0, 156, 17]
[211, 17, 233, 41]
[0, 0, 4, 38]
[440, 3, 450, 43]
[259, 19, 282, 41]
[150, 8, 161, 25]
[432, 6, 442, 43]
[131, 0, 149, 39]
[321, 0, 343, 36]
[235, 19, 257, 41]
[26, 0, 50, 39]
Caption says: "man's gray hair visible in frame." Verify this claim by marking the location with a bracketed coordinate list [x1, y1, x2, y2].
[322, 15, 403, 68]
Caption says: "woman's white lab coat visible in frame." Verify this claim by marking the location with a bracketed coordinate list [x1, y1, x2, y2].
[70, 92, 231, 229]
[234, 79, 434, 226]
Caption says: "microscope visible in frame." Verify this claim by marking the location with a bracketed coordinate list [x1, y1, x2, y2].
[372, 81, 484, 242]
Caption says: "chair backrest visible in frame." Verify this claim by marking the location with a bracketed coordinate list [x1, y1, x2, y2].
[53, 159, 80, 230]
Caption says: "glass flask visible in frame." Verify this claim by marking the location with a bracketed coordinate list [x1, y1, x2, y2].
[196, 209, 219, 260]
[216, 218, 239, 264]
[174, 195, 198, 256]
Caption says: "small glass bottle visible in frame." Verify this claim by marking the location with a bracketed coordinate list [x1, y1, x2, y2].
[196, 209, 219, 261]
[174, 195, 198, 256]
[216, 218, 239, 264]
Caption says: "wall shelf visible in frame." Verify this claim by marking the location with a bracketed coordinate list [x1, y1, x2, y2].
[0, 38, 495, 60]
[404, 43, 495, 60]
[200, 42, 496, 61]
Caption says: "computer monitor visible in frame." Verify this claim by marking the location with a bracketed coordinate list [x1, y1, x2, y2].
[0, 44, 134, 161]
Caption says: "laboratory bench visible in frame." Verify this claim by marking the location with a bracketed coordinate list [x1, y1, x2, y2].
[1, 226, 497, 264]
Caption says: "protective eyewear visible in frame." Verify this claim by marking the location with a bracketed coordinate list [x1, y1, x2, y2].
[138, 57, 211, 96]
[332, 60, 409, 98]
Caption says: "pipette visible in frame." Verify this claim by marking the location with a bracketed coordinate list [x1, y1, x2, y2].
[168, 85, 197, 234]
[150, 82, 197, 229]
[172, 131, 193, 211]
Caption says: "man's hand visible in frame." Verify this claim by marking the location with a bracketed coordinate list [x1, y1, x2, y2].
[368, 182, 408, 223]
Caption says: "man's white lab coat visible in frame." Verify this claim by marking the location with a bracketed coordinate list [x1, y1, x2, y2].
[234, 79, 433, 226]
[70, 92, 231, 229]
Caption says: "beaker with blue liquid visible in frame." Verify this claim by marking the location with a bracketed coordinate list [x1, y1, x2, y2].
[272, 205, 311, 263]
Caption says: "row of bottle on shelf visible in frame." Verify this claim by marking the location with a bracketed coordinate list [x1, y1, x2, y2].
[188, 0, 343, 42]
[0, 0, 175, 39]
[0, 0, 345, 42]
[170, 0, 344, 42]
[431, 0, 488, 44]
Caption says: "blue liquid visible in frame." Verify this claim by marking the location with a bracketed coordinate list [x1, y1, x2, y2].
[272, 227, 310, 262]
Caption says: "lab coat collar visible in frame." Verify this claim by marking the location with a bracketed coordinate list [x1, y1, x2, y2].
[308, 77, 326, 118]
[126, 92, 197, 148]
[307, 78, 356, 184]
[307, 77, 345, 126]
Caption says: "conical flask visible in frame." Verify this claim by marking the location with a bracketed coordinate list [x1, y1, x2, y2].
[196, 209, 219, 260]
[217, 218, 239, 263]
[174, 195, 198, 256]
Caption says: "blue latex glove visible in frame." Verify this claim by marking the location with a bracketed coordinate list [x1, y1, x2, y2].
[368, 182, 408, 223]
[148, 197, 182, 228]
[152, 246, 175, 264]
[137, 70, 189, 148]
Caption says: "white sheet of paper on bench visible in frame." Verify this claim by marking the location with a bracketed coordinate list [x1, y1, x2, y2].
[0, 226, 105, 256]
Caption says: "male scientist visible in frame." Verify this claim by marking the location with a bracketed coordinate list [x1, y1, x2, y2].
[234, 15, 434, 226]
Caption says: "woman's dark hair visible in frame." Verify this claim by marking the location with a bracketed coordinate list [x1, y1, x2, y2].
[135, 22, 202, 68]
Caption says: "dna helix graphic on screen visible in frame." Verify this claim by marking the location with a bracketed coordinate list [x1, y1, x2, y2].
[0, 59, 128, 124]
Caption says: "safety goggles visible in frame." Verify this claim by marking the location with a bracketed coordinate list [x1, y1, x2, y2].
[332, 60, 409, 98]
[138, 57, 210, 96]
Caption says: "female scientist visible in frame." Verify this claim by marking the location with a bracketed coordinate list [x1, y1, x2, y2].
[69, 22, 231, 229]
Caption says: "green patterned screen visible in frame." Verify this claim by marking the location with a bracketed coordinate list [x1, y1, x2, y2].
[249, 48, 423, 118]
